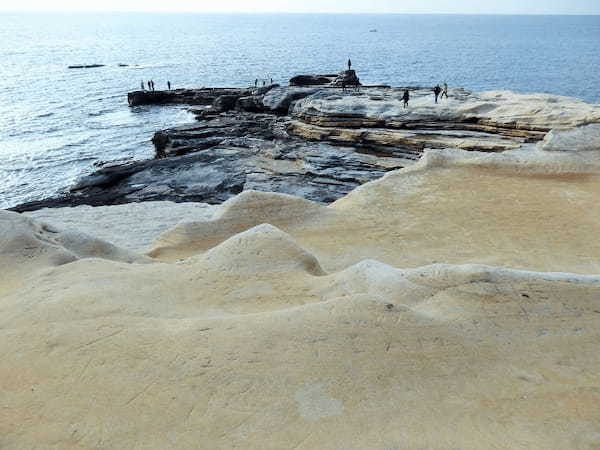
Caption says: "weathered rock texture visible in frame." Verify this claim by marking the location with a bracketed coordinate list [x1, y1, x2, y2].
[330, 69, 361, 87]
[3, 124, 600, 448]
[289, 73, 337, 86]
[127, 88, 253, 107]
[289, 70, 361, 87]
[13, 86, 600, 212]
[24, 201, 216, 252]
[288, 88, 600, 149]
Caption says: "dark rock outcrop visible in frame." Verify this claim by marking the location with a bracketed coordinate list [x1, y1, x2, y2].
[212, 95, 240, 112]
[236, 96, 267, 113]
[289, 74, 337, 87]
[10, 109, 415, 212]
[331, 70, 361, 87]
[68, 64, 105, 69]
[261, 87, 319, 114]
[127, 88, 253, 107]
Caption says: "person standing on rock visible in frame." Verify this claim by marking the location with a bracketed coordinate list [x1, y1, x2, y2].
[341, 79, 347, 93]
[141, 80, 145, 91]
[402, 89, 410, 108]
[347, 58, 352, 71]
[433, 85, 441, 104]
[167, 81, 171, 90]
[441, 82, 449, 99]
[255, 79, 258, 87]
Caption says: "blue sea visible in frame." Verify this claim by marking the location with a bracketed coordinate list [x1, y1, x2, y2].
[1, 13, 599, 208]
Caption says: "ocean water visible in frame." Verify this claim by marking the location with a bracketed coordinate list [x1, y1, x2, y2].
[1, 13, 599, 209]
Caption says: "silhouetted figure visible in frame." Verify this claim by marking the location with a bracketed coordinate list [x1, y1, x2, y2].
[347, 58, 352, 70]
[167, 81, 171, 90]
[262, 80, 266, 86]
[434, 85, 441, 104]
[355, 78, 361, 91]
[402, 90, 410, 108]
[270, 78, 273, 84]
[341, 80, 346, 93]
[141, 80, 145, 90]
[441, 82, 448, 99]
[151, 80, 155, 91]
[255, 79, 258, 87]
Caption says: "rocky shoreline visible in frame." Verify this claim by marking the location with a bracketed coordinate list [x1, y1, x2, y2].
[10, 71, 600, 212]
[4, 72, 600, 448]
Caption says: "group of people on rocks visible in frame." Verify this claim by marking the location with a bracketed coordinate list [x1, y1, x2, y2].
[141, 80, 172, 91]
[402, 82, 449, 108]
[341, 59, 449, 106]
[255, 78, 274, 87]
[137, 59, 449, 108]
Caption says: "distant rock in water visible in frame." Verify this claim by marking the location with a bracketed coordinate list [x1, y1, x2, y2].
[290, 70, 361, 87]
[127, 88, 253, 107]
[289, 74, 337, 87]
[67, 64, 105, 69]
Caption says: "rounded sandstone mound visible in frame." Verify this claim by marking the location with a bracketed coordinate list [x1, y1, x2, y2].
[0, 211, 148, 271]
[148, 190, 334, 260]
[200, 224, 325, 276]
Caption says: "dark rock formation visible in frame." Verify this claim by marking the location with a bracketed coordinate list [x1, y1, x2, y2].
[289, 71, 360, 88]
[236, 96, 267, 113]
[68, 64, 105, 69]
[289, 74, 337, 87]
[261, 87, 319, 114]
[127, 88, 253, 107]
[331, 70, 361, 87]
[10, 109, 415, 212]
[212, 95, 240, 112]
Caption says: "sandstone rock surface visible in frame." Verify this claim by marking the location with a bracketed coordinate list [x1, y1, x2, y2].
[3, 123, 600, 448]
[24, 201, 217, 252]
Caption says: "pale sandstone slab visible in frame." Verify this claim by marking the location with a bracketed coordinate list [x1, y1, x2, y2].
[292, 88, 600, 130]
[24, 201, 217, 252]
[3, 103, 600, 450]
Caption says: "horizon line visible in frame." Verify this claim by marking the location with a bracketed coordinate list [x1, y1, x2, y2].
[1, 10, 600, 16]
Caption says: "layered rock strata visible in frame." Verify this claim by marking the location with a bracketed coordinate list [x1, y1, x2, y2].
[11, 85, 600, 212]
[3, 125, 600, 448]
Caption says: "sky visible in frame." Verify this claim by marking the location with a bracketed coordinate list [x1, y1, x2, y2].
[2, 0, 599, 14]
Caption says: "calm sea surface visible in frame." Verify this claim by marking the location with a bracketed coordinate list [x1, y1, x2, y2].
[1, 13, 599, 208]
